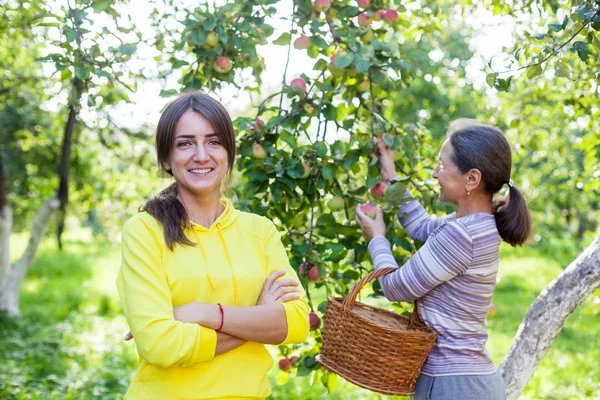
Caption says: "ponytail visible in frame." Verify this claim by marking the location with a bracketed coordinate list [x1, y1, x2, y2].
[493, 185, 532, 246]
[139, 183, 195, 251]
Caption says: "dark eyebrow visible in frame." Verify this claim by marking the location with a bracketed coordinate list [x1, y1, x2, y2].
[174, 133, 219, 140]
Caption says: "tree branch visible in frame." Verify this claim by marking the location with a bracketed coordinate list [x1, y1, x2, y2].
[494, 9, 600, 75]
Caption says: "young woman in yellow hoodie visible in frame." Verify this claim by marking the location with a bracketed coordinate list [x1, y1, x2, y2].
[116, 92, 310, 400]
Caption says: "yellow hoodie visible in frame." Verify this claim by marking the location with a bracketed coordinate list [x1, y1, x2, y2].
[116, 199, 309, 400]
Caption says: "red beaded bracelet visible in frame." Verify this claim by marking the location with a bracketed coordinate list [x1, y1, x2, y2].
[216, 303, 224, 332]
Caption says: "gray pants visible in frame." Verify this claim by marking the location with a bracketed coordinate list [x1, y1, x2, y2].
[412, 372, 506, 400]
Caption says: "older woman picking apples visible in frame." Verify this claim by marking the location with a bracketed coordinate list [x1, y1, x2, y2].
[356, 119, 532, 400]
[117, 92, 309, 400]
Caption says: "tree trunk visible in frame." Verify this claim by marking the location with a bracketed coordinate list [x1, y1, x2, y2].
[0, 151, 11, 289]
[500, 232, 600, 399]
[56, 77, 83, 250]
[0, 198, 60, 316]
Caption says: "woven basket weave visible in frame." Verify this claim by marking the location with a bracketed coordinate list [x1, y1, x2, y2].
[317, 267, 438, 396]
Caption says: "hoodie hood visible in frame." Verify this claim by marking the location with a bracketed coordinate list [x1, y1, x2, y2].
[188, 199, 241, 305]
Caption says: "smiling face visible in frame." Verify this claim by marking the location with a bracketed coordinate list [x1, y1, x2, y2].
[165, 109, 229, 199]
[432, 139, 468, 203]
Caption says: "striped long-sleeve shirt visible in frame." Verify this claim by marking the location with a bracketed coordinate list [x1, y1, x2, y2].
[368, 195, 501, 376]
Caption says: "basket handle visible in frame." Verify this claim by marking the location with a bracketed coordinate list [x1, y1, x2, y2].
[342, 267, 423, 328]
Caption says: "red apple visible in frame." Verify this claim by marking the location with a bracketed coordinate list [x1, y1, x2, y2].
[308, 265, 320, 282]
[330, 52, 339, 64]
[302, 162, 311, 178]
[204, 31, 219, 48]
[299, 262, 311, 274]
[213, 56, 232, 73]
[252, 118, 265, 131]
[313, 0, 331, 13]
[252, 143, 267, 159]
[375, 10, 385, 20]
[383, 9, 399, 22]
[371, 182, 387, 199]
[357, 0, 371, 8]
[290, 354, 299, 363]
[358, 13, 371, 26]
[290, 78, 307, 94]
[309, 312, 321, 331]
[279, 358, 292, 372]
[361, 202, 377, 219]
[294, 35, 311, 49]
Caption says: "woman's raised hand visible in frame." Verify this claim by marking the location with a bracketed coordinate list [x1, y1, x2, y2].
[375, 136, 399, 183]
[355, 203, 386, 240]
[257, 270, 301, 305]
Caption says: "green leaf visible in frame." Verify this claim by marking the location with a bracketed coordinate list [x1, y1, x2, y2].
[92, 0, 110, 12]
[548, 23, 564, 32]
[310, 36, 329, 50]
[191, 30, 207, 46]
[317, 141, 328, 157]
[74, 65, 90, 80]
[355, 60, 372, 73]
[385, 182, 407, 206]
[313, 59, 328, 71]
[60, 68, 73, 81]
[286, 163, 305, 179]
[493, 76, 512, 92]
[118, 44, 137, 55]
[322, 164, 337, 180]
[554, 61, 570, 79]
[159, 89, 178, 97]
[340, 6, 359, 18]
[172, 60, 190, 69]
[485, 73, 498, 88]
[334, 53, 353, 69]
[279, 131, 297, 148]
[526, 64, 542, 79]
[273, 32, 291, 45]
[322, 104, 338, 121]
[371, 70, 386, 84]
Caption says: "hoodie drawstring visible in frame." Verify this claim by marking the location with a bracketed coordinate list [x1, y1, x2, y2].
[192, 228, 216, 290]
[217, 223, 238, 306]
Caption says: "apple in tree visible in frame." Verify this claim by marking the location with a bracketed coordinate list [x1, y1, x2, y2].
[361, 202, 377, 219]
[383, 9, 399, 22]
[361, 29, 375, 44]
[278, 358, 292, 372]
[290, 78, 307, 94]
[357, 0, 371, 8]
[252, 143, 267, 159]
[357, 78, 370, 91]
[252, 118, 265, 131]
[294, 35, 311, 49]
[302, 162, 311, 178]
[327, 196, 345, 211]
[358, 13, 371, 26]
[313, 0, 331, 13]
[309, 312, 321, 331]
[308, 265, 321, 282]
[213, 56, 232, 73]
[371, 182, 387, 199]
[204, 31, 219, 48]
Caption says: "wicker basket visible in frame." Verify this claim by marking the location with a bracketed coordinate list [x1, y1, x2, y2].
[317, 267, 438, 396]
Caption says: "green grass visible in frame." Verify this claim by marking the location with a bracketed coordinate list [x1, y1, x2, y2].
[1, 231, 598, 399]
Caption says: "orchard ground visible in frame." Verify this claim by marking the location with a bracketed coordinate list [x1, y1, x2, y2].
[1, 227, 598, 399]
